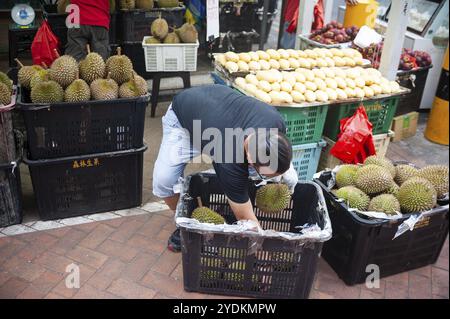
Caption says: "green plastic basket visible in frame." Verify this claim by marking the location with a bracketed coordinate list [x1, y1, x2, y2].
[276, 105, 329, 145]
[323, 96, 399, 141]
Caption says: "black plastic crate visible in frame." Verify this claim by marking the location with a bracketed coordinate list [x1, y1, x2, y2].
[118, 6, 186, 42]
[315, 171, 449, 286]
[24, 146, 146, 221]
[121, 41, 148, 78]
[396, 66, 432, 116]
[44, 12, 118, 52]
[16, 88, 149, 160]
[177, 173, 332, 299]
[0, 158, 23, 228]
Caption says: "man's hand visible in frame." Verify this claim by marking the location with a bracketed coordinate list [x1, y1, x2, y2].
[281, 163, 298, 194]
[346, 0, 359, 5]
[228, 199, 261, 230]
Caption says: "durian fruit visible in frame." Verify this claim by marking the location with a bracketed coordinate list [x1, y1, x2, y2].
[105, 47, 134, 85]
[0, 71, 12, 92]
[335, 186, 370, 211]
[369, 194, 400, 214]
[164, 31, 181, 43]
[145, 36, 161, 44]
[136, 0, 154, 9]
[355, 164, 395, 195]
[175, 23, 198, 43]
[57, 0, 70, 14]
[397, 177, 437, 213]
[385, 183, 400, 197]
[120, 0, 136, 10]
[0, 83, 11, 106]
[158, 0, 179, 8]
[90, 73, 119, 100]
[364, 155, 396, 178]
[395, 164, 419, 186]
[49, 50, 78, 88]
[30, 80, 64, 104]
[79, 44, 106, 84]
[65, 74, 91, 102]
[255, 184, 291, 214]
[335, 165, 359, 188]
[16, 59, 43, 89]
[119, 73, 148, 98]
[417, 165, 449, 198]
[30, 69, 51, 89]
[151, 14, 169, 40]
[191, 207, 225, 224]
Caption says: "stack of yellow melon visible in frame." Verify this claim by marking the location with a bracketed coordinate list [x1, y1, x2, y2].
[234, 67, 401, 105]
[215, 48, 365, 73]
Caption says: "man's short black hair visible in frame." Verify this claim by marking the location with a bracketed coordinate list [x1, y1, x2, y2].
[248, 130, 293, 174]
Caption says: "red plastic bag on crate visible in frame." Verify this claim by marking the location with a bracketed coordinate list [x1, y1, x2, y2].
[31, 20, 60, 67]
[330, 104, 376, 164]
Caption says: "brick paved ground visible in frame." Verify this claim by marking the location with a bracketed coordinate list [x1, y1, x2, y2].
[0, 207, 447, 299]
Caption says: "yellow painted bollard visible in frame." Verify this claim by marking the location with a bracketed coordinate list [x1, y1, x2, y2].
[425, 47, 449, 145]
[344, 0, 379, 28]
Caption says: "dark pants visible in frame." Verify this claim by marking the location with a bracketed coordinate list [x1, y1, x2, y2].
[65, 25, 110, 61]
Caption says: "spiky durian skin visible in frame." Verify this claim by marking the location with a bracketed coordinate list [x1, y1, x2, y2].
[79, 52, 106, 84]
[335, 186, 370, 211]
[105, 55, 134, 84]
[0, 71, 12, 91]
[151, 18, 169, 40]
[191, 207, 225, 224]
[395, 164, 419, 186]
[397, 177, 437, 213]
[50, 55, 78, 88]
[30, 81, 64, 104]
[0, 82, 11, 106]
[176, 23, 198, 43]
[368, 194, 401, 215]
[158, 0, 179, 7]
[336, 165, 359, 188]
[164, 32, 181, 43]
[119, 75, 148, 98]
[65, 79, 91, 102]
[364, 155, 396, 178]
[255, 184, 291, 214]
[136, 0, 154, 9]
[30, 70, 50, 89]
[18, 65, 43, 89]
[417, 165, 449, 198]
[385, 183, 400, 197]
[355, 164, 394, 195]
[145, 36, 161, 44]
[90, 78, 119, 100]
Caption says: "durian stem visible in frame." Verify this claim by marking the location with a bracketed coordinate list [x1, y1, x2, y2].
[14, 58, 24, 68]
[86, 44, 91, 54]
[41, 62, 48, 69]
[197, 197, 203, 208]
[106, 72, 111, 80]
[53, 49, 61, 58]
[117, 47, 122, 56]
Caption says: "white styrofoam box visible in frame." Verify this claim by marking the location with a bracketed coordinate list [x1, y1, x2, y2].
[142, 37, 199, 72]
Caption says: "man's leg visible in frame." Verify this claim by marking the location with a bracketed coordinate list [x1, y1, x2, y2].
[89, 26, 110, 61]
[65, 26, 89, 61]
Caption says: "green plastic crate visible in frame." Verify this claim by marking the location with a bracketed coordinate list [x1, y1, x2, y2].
[276, 105, 329, 145]
[323, 96, 399, 141]
[292, 140, 327, 181]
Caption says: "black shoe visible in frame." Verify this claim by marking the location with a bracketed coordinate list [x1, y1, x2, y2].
[167, 228, 181, 253]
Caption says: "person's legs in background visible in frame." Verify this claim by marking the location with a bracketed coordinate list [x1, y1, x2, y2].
[280, 22, 296, 49]
[65, 25, 89, 61]
[89, 25, 110, 60]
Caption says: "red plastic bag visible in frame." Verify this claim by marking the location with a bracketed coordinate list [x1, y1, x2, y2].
[31, 20, 60, 67]
[330, 104, 377, 164]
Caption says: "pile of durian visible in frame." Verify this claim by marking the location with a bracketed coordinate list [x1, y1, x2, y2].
[234, 67, 402, 105]
[0, 71, 13, 107]
[16, 46, 148, 104]
[332, 156, 449, 215]
[144, 15, 198, 44]
[216, 48, 365, 74]
[120, 0, 181, 10]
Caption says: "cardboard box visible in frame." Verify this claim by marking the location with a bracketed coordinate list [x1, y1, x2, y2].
[391, 112, 419, 142]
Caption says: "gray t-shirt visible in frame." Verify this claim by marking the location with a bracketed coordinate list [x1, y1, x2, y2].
[172, 85, 286, 203]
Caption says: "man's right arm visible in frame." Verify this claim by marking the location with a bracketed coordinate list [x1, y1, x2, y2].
[228, 199, 261, 228]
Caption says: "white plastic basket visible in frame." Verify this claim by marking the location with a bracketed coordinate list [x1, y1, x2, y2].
[318, 131, 395, 171]
[142, 37, 199, 72]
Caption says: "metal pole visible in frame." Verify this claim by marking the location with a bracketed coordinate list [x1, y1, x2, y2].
[259, 0, 270, 50]
[378, 0, 411, 80]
